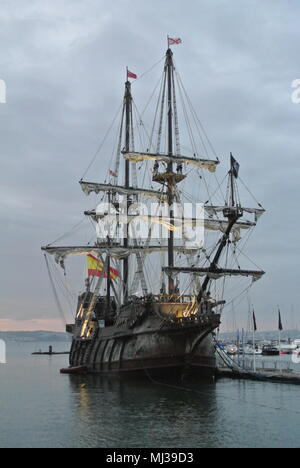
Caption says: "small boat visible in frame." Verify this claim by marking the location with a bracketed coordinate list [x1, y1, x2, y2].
[292, 339, 300, 349]
[292, 348, 300, 358]
[238, 345, 261, 355]
[32, 346, 70, 356]
[32, 351, 70, 355]
[225, 344, 238, 355]
[242, 345, 262, 355]
[279, 344, 296, 355]
[262, 345, 279, 356]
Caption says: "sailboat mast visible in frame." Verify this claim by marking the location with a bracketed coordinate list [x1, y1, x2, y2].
[166, 48, 175, 295]
[123, 80, 132, 302]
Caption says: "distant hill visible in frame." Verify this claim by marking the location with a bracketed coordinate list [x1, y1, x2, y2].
[0, 331, 71, 342]
[1, 329, 299, 343]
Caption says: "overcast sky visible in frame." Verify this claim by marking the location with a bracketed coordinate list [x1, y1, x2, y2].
[0, 0, 300, 332]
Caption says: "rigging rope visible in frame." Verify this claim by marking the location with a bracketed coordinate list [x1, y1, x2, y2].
[239, 175, 265, 208]
[44, 254, 68, 326]
[80, 102, 123, 180]
[47, 217, 87, 247]
[174, 65, 219, 160]
[138, 56, 165, 80]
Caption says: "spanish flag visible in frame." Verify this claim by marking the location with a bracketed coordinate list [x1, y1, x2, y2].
[87, 254, 119, 280]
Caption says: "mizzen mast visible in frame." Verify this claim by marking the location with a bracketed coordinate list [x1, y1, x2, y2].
[197, 155, 243, 303]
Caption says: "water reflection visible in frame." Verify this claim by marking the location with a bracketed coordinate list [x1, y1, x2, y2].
[67, 375, 219, 448]
[1, 343, 300, 447]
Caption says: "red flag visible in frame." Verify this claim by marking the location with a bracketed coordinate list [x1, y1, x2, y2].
[168, 37, 182, 46]
[127, 70, 137, 79]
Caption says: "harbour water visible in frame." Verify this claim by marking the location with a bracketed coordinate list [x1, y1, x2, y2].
[0, 341, 299, 448]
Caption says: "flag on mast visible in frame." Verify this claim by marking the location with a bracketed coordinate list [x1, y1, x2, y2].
[87, 254, 119, 280]
[168, 37, 182, 46]
[127, 70, 137, 80]
[230, 153, 240, 179]
[253, 310, 257, 332]
[278, 308, 283, 331]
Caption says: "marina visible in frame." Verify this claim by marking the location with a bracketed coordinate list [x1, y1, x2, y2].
[216, 342, 300, 385]
[218, 337, 300, 357]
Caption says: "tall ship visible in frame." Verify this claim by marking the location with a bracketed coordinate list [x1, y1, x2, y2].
[42, 40, 265, 380]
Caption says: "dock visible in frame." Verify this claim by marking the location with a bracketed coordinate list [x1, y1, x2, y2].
[31, 346, 70, 356]
[215, 344, 300, 385]
[32, 351, 70, 355]
[216, 367, 300, 384]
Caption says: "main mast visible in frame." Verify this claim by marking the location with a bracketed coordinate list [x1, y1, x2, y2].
[123, 79, 132, 302]
[166, 48, 175, 295]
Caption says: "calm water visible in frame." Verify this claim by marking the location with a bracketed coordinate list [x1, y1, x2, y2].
[0, 342, 300, 448]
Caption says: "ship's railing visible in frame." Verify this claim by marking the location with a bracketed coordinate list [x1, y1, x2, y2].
[171, 312, 219, 326]
[152, 294, 196, 304]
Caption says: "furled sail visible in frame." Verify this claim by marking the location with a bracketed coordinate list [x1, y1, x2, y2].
[85, 211, 255, 233]
[163, 266, 265, 281]
[42, 244, 200, 267]
[123, 151, 219, 172]
[205, 205, 265, 222]
[80, 181, 167, 200]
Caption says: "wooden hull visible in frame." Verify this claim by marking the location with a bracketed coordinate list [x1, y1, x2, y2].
[68, 309, 220, 381]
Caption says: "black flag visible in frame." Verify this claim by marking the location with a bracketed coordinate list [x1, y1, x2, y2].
[278, 309, 283, 331]
[253, 310, 257, 332]
[230, 153, 240, 179]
